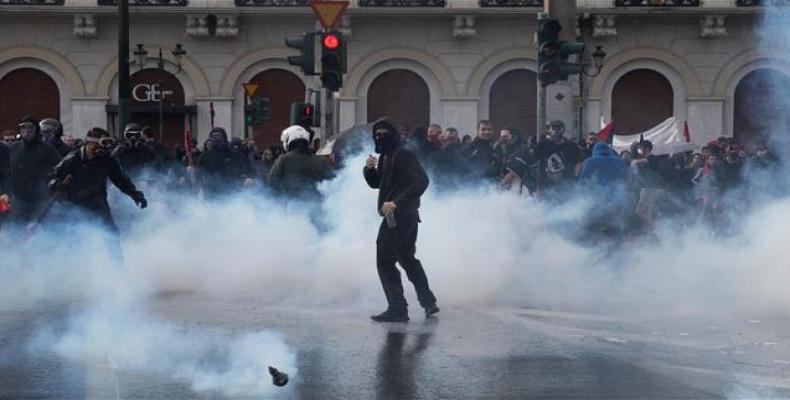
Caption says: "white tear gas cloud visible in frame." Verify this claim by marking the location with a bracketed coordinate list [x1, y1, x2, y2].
[3, 152, 790, 316]
[28, 305, 296, 398]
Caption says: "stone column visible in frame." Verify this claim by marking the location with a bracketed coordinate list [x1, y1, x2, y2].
[71, 97, 110, 138]
[687, 97, 725, 146]
[338, 97, 358, 133]
[441, 97, 479, 136]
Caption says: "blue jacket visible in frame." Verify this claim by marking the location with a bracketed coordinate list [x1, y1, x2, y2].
[578, 142, 628, 187]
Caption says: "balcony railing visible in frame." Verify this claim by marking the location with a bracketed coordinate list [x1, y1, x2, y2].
[234, 0, 309, 5]
[736, 0, 790, 5]
[479, 0, 542, 6]
[359, 0, 445, 6]
[615, 0, 700, 6]
[0, 0, 64, 5]
[98, 0, 188, 5]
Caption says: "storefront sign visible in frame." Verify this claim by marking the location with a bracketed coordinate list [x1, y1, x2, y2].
[133, 83, 174, 103]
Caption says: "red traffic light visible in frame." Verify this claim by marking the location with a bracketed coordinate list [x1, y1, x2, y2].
[304, 105, 312, 115]
[322, 34, 340, 50]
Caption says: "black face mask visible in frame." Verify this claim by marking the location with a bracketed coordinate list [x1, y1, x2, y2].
[210, 137, 229, 151]
[374, 130, 399, 154]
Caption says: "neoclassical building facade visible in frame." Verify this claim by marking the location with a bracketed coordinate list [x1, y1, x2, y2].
[0, 0, 787, 150]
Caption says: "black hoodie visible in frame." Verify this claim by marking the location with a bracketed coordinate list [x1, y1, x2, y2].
[364, 118, 429, 216]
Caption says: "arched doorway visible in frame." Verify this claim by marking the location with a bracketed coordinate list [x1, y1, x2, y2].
[367, 69, 429, 135]
[489, 69, 537, 137]
[612, 69, 673, 135]
[247, 69, 306, 151]
[734, 68, 790, 148]
[0, 68, 60, 134]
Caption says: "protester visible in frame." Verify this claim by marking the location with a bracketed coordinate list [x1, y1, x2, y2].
[6, 116, 62, 224]
[112, 123, 161, 177]
[492, 127, 524, 180]
[47, 128, 146, 257]
[39, 118, 72, 157]
[428, 127, 473, 190]
[363, 117, 439, 323]
[196, 127, 254, 196]
[533, 120, 584, 196]
[461, 120, 497, 181]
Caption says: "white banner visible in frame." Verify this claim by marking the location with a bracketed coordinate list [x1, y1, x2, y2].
[612, 117, 696, 156]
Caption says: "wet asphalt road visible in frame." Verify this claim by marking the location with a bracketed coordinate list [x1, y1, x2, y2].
[1, 297, 790, 399]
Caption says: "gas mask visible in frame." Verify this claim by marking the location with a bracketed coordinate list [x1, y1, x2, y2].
[125, 131, 142, 148]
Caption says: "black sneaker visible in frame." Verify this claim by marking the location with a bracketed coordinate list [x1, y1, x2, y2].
[370, 308, 409, 323]
[424, 304, 440, 318]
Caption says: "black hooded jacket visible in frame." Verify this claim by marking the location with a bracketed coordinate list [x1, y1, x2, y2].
[363, 118, 429, 216]
[48, 148, 140, 213]
[8, 138, 62, 203]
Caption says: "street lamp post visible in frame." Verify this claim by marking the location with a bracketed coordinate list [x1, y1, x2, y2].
[577, 45, 607, 140]
[132, 43, 186, 143]
[118, 0, 130, 137]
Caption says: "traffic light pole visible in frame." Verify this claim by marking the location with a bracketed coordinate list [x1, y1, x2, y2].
[243, 94, 249, 140]
[537, 12, 548, 143]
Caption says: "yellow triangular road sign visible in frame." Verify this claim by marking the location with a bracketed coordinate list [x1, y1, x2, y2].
[243, 83, 259, 98]
[312, 1, 349, 30]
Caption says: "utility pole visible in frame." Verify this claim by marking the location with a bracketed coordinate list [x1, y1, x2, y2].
[118, 0, 130, 136]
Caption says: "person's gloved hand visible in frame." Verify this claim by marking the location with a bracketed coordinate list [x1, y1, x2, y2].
[133, 191, 147, 209]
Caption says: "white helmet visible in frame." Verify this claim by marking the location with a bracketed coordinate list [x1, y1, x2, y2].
[281, 125, 311, 149]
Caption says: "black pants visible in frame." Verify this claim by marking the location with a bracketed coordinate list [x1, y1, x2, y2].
[376, 213, 436, 310]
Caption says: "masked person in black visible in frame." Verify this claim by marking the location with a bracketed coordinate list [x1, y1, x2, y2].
[47, 128, 146, 250]
[141, 126, 175, 173]
[7, 116, 63, 224]
[39, 118, 72, 157]
[196, 127, 254, 196]
[112, 123, 161, 177]
[364, 118, 439, 323]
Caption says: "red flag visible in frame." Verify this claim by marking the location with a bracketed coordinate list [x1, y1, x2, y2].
[597, 121, 614, 142]
[683, 121, 691, 143]
[0, 196, 10, 213]
[184, 122, 195, 167]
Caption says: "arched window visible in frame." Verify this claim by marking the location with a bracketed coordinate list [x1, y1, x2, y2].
[367, 69, 429, 135]
[734, 68, 790, 148]
[248, 69, 306, 151]
[489, 69, 537, 137]
[0, 68, 60, 134]
[612, 69, 673, 135]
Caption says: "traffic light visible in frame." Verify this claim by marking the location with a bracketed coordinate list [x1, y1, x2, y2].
[285, 32, 318, 76]
[290, 102, 320, 128]
[537, 18, 586, 85]
[320, 31, 345, 91]
[245, 96, 271, 126]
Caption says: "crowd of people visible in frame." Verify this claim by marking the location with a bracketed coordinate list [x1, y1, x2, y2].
[0, 116, 333, 234]
[407, 119, 782, 238]
[0, 114, 783, 240]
